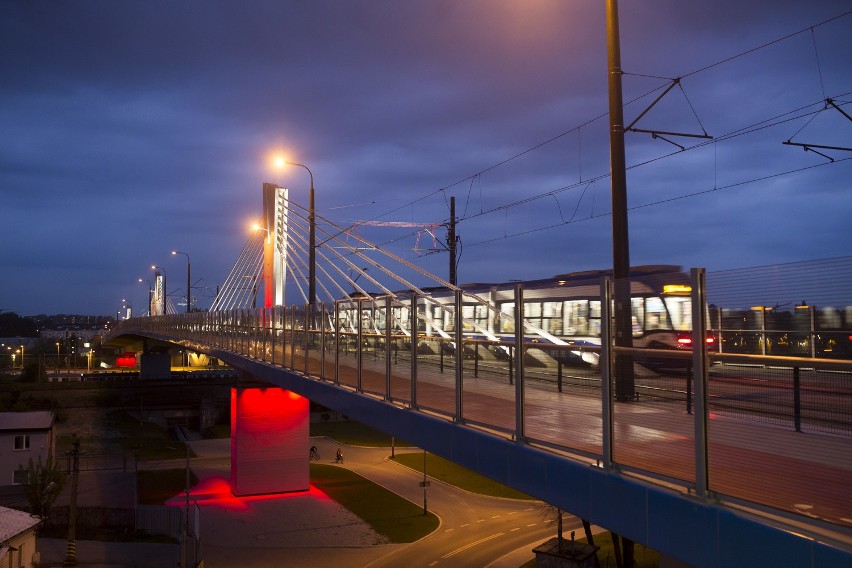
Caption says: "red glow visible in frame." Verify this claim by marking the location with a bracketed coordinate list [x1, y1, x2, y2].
[677, 337, 692, 346]
[116, 352, 137, 367]
[231, 387, 309, 496]
[165, 474, 328, 511]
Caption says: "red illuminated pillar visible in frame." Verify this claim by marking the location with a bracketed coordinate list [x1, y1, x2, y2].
[231, 387, 309, 496]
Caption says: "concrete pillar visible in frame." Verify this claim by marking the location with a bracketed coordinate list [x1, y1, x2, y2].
[230, 387, 309, 496]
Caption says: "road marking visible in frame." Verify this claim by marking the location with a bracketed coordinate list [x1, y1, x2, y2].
[445, 528, 454, 532]
[511, 527, 520, 532]
[460, 523, 470, 528]
[429, 561, 438, 566]
[476, 519, 485, 523]
[507, 511, 518, 515]
[526, 523, 537, 527]
[442, 532, 505, 559]
[491, 515, 501, 519]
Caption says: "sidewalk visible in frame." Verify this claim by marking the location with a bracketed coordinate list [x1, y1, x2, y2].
[36, 437, 562, 567]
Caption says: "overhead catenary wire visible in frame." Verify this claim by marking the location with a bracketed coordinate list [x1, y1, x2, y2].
[346, 10, 850, 255]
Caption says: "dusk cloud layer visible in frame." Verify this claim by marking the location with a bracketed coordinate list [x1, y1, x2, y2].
[1, 1, 850, 315]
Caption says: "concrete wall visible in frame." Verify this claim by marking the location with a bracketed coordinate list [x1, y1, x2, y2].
[230, 387, 309, 496]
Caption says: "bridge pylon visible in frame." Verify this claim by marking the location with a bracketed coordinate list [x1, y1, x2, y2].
[230, 384, 309, 496]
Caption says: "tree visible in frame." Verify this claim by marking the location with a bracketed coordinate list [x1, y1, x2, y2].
[25, 454, 66, 518]
[0, 312, 38, 337]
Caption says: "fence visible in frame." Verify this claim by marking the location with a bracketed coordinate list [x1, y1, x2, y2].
[109, 257, 852, 534]
[43, 505, 181, 540]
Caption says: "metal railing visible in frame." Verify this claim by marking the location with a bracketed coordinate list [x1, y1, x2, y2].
[109, 269, 852, 537]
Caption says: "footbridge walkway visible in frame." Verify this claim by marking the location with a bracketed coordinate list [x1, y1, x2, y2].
[109, 269, 852, 567]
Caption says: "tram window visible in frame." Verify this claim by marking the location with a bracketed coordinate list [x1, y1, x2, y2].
[564, 300, 589, 336]
[542, 301, 562, 334]
[646, 297, 670, 330]
[474, 304, 490, 328]
[631, 298, 645, 336]
[523, 302, 542, 330]
[500, 302, 515, 333]
[525, 302, 542, 318]
[589, 301, 601, 338]
[663, 297, 691, 331]
[818, 308, 841, 330]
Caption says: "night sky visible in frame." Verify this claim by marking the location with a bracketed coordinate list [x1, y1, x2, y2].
[1, 1, 850, 316]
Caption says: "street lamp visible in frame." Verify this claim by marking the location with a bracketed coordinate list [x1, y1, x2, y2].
[275, 158, 316, 306]
[138, 278, 153, 316]
[171, 251, 191, 313]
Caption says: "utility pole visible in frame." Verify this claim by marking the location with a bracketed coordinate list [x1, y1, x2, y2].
[183, 444, 190, 568]
[606, 1, 636, 564]
[64, 437, 80, 566]
[606, 0, 635, 402]
[448, 197, 457, 286]
[421, 450, 429, 515]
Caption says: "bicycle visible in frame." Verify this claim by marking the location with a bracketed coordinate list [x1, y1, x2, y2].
[309, 445, 320, 461]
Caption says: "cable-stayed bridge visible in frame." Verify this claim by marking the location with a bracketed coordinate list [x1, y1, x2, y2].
[108, 185, 852, 567]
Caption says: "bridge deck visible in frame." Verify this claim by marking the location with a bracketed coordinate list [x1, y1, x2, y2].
[242, 338, 852, 531]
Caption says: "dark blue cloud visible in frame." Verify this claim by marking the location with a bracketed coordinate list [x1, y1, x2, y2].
[1, 0, 850, 314]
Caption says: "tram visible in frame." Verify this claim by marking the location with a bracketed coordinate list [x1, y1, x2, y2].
[337, 264, 852, 366]
[430, 264, 710, 367]
[337, 265, 712, 369]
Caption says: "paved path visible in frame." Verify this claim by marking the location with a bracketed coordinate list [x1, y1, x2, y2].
[40, 436, 563, 567]
[183, 437, 559, 568]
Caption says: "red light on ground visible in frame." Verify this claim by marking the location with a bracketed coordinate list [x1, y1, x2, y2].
[165, 474, 324, 512]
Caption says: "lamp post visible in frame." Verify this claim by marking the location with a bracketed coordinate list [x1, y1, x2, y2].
[56, 342, 60, 374]
[171, 251, 191, 313]
[277, 159, 316, 306]
[138, 278, 153, 316]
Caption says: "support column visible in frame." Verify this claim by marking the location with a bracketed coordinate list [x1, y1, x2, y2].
[230, 386, 309, 496]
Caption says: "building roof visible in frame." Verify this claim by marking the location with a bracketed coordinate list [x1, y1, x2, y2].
[0, 411, 55, 432]
[0, 505, 41, 543]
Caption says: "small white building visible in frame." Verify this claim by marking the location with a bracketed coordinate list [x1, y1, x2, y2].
[0, 505, 41, 568]
[0, 412, 55, 486]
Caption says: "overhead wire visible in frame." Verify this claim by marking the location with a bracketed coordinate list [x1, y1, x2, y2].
[354, 9, 851, 252]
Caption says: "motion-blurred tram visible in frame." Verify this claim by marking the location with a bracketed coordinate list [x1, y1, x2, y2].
[339, 263, 852, 366]
[343, 265, 713, 368]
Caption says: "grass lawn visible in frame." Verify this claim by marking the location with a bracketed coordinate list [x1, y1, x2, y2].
[310, 463, 439, 543]
[310, 419, 410, 447]
[138, 468, 200, 505]
[392, 452, 533, 500]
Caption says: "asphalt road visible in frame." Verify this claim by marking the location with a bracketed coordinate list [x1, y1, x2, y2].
[177, 437, 565, 568]
[308, 437, 563, 568]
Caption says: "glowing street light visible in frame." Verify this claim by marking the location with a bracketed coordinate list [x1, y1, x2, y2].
[171, 251, 191, 313]
[138, 278, 153, 316]
[274, 158, 316, 306]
